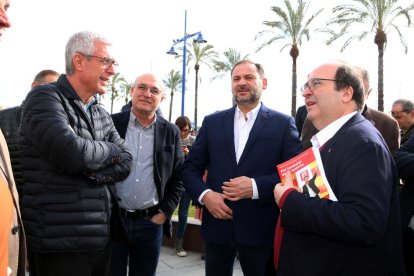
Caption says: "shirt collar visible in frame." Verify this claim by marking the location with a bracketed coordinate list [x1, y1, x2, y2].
[235, 102, 261, 122]
[311, 111, 357, 148]
[130, 110, 157, 129]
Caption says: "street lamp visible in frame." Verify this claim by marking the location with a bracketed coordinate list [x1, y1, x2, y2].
[166, 10, 206, 116]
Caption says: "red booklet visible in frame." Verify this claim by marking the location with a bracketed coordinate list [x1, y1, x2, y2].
[276, 147, 337, 201]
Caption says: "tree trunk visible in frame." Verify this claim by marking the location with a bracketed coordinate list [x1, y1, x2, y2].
[375, 30, 386, 112]
[290, 45, 299, 117]
[110, 89, 114, 115]
[169, 91, 174, 122]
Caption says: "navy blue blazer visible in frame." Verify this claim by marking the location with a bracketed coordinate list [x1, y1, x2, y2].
[278, 113, 404, 276]
[111, 111, 184, 237]
[181, 104, 302, 247]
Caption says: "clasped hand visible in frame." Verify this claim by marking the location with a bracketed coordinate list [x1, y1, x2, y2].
[222, 176, 253, 201]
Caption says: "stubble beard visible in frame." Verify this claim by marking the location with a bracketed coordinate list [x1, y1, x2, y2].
[234, 92, 260, 106]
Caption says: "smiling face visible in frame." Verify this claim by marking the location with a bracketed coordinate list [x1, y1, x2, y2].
[131, 73, 164, 117]
[231, 62, 267, 110]
[0, 0, 11, 40]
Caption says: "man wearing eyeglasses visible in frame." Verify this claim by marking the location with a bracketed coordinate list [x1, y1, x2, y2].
[391, 99, 414, 144]
[19, 31, 132, 276]
[300, 67, 400, 154]
[274, 61, 404, 275]
[110, 73, 184, 276]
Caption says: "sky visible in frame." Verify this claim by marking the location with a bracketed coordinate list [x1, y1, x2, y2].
[0, 0, 413, 124]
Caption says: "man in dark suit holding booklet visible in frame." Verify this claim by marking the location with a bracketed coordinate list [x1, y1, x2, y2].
[273, 61, 404, 276]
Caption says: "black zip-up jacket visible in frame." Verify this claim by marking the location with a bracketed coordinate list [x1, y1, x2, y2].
[19, 74, 132, 252]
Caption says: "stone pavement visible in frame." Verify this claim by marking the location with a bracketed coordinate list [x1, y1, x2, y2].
[156, 246, 243, 276]
[25, 246, 243, 275]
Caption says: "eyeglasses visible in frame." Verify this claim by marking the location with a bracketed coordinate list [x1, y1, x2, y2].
[134, 84, 163, 96]
[301, 78, 340, 94]
[391, 110, 410, 119]
[82, 54, 119, 69]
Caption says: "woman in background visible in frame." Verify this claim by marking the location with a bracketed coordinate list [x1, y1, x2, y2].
[174, 116, 195, 257]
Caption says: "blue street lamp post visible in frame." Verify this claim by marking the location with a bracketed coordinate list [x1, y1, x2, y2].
[167, 10, 206, 116]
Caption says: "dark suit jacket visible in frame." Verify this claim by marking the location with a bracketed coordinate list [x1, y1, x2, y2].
[301, 105, 400, 154]
[111, 111, 184, 238]
[181, 104, 302, 247]
[394, 133, 414, 232]
[295, 105, 307, 137]
[278, 113, 404, 276]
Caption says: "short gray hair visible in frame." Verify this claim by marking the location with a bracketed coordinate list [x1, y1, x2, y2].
[65, 31, 111, 75]
[393, 99, 414, 112]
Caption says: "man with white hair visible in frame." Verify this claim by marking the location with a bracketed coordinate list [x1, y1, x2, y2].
[19, 31, 132, 276]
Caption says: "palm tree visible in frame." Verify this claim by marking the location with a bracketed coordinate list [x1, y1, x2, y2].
[163, 69, 182, 122]
[109, 72, 129, 114]
[211, 48, 250, 107]
[123, 83, 131, 105]
[322, 0, 414, 111]
[255, 0, 323, 116]
[211, 48, 250, 81]
[179, 42, 218, 132]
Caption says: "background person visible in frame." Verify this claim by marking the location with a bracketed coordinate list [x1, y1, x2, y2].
[394, 133, 414, 275]
[392, 99, 414, 275]
[173, 115, 196, 257]
[0, 69, 59, 198]
[391, 99, 414, 144]
[19, 31, 132, 276]
[274, 61, 404, 275]
[182, 60, 302, 276]
[110, 73, 184, 276]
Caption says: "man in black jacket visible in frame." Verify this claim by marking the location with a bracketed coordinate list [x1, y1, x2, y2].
[19, 31, 132, 276]
[110, 73, 184, 276]
[0, 69, 59, 198]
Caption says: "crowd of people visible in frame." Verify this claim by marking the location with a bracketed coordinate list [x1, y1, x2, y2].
[2, 1, 414, 276]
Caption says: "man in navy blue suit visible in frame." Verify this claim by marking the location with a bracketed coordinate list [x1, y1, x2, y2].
[182, 60, 302, 276]
[274, 61, 404, 276]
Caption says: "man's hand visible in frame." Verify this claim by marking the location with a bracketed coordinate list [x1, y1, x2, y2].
[151, 212, 167, 225]
[274, 172, 295, 205]
[222, 176, 253, 201]
[202, 191, 233, 219]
